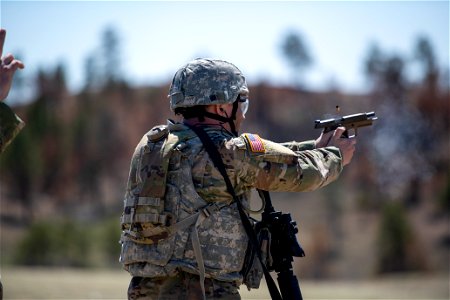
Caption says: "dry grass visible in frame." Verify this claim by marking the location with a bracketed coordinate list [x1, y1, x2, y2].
[1, 267, 448, 299]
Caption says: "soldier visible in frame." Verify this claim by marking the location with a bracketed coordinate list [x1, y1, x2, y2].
[0, 28, 24, 299]
[0, 28, 25, 154]
[120, 58, 356, 299]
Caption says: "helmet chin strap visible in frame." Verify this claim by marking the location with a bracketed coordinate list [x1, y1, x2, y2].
[200, 100, 240, 136]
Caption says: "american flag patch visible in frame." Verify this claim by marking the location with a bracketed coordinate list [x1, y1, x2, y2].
[244, 133, 265, 153]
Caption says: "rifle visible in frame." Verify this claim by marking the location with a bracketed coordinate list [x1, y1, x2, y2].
[314, 111, 377, 137]
[257, 189, 305, 300]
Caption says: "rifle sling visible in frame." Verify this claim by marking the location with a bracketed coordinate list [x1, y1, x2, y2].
[185, 124, 283, 300]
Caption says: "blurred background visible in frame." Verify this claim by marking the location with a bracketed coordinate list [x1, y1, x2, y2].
[1, 1, 449, 299]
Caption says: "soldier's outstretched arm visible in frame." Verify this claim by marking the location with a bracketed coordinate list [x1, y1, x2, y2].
[282, 127, 356, 166]
[227, 133, 344, 193]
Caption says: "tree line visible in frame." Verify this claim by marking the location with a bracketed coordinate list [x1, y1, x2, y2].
[1, 26, 448, 276]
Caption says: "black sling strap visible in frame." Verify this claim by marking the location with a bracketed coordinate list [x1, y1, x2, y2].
[185, 123, 283, 300]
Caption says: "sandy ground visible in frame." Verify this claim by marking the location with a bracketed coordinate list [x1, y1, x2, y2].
[1, 267, 448, 299]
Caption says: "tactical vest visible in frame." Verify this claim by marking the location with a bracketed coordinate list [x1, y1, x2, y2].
[120, 123, 249, 282]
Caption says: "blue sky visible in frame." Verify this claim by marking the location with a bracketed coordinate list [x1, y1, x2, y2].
[1, 1, 449, 97]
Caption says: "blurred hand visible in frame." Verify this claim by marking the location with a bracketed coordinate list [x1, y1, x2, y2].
[315, 129, 333, 149]
[315, 126, 356, 166]
[0, 29, 25, 101]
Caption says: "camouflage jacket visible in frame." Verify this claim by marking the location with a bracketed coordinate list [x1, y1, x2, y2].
[0, 102, 25, 154]
[120, 120, 343, 283]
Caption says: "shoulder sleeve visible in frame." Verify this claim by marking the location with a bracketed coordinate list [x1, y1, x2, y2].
[280, 140, 316, 151]
[0, 102, 25, 154]
[227, 133, 343, 192]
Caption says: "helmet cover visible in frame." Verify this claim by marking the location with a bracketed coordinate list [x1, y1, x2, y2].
[169, 58, 248, 110]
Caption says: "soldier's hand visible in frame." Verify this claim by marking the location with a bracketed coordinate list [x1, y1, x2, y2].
[315, 129, 334, 149]
[315, 127, 356, 166]
[0, 29, 25, 101]
[327, 127, 356, 166]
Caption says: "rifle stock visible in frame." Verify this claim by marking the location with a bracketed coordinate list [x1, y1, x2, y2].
[257, 189, 304, 300]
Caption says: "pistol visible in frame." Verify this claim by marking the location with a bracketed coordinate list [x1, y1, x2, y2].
[314, 111, 377, 137]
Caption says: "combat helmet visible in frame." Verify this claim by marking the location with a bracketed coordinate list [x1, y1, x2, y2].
[169, 58, 249, 136]
[169, 58, 248, 110]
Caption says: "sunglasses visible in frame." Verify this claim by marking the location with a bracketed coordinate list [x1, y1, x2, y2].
[238, 96, 249, 116]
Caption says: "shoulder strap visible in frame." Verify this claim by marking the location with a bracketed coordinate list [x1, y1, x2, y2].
[185, 124, 283, 300]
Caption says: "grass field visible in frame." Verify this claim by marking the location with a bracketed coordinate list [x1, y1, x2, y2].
[1, 267, 448, 299]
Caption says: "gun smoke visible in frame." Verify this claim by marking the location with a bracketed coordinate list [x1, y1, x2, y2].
[370, 103, 434, 200]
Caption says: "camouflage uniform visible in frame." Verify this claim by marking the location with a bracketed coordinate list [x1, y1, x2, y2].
[0, 102, 24, 153]
[120, 59, 343, 299]
[128, 272, 240, 300]
[0, 103, 23, 299]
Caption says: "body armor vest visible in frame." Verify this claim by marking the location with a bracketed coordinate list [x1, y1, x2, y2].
[120, 123, 249, 282]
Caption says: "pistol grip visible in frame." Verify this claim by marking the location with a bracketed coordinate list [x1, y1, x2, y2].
[323, 127, 333, 134]
[343, 128, 357, 138]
